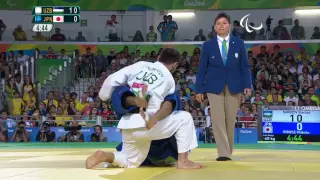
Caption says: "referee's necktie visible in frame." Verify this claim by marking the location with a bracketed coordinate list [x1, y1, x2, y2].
[222, 39, 228, 65]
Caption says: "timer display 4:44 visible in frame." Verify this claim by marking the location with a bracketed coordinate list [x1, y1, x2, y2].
[287, 135, 303, 141]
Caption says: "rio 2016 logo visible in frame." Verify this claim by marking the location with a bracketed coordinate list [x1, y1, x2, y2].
[240, 14, 263, 33]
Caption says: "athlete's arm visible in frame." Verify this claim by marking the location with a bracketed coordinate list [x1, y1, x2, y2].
[124, 90, 178, 130]
[150, 101, 173, 121]
[124, 94, 175, 114]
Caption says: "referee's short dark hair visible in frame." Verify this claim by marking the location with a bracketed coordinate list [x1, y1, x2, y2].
[158, 48, 181, 65]
[214, 13, 231, 25]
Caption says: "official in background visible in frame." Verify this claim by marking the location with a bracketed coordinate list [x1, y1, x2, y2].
[90, 125, 107, 142]
[195, 13, 251, 161]
[36, 121, 56, 142]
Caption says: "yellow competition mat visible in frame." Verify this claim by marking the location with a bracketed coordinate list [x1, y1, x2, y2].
[0, 143, 320, 180]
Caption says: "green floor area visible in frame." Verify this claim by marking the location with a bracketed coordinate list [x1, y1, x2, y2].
[0, 142, 320, 151]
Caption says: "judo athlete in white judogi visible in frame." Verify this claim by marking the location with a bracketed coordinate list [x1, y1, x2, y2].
[85, 48, 201, 169]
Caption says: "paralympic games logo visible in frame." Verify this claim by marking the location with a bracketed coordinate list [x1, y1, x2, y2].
[49, 65, 59, 76]
[240, 14, 263, 33]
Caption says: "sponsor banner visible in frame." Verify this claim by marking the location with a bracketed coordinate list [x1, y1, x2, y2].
[1, 0, 319, 10]
[36, 59, 65, 84]
[0, 42, 319, 60]
[6, 127, 257, 143]
[235, 128, 258, 143]
[6, 127, 122, 142]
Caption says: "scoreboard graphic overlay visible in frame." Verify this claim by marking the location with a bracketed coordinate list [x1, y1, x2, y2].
[260, 106, 320, 142]
[32, 6, 80, 32]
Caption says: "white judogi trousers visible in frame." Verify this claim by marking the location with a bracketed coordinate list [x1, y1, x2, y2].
[111, 111, 198, 168]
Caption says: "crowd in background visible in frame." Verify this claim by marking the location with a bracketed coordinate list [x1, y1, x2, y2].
[0, 44, 319, 133]
[1, 15, 320, 42]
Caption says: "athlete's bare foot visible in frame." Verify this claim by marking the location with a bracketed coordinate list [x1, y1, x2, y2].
[176, 160, 202, 169]
[86, 150, 113, 169]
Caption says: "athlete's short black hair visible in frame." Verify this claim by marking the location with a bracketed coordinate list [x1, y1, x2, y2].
[158, 48, 181, 65]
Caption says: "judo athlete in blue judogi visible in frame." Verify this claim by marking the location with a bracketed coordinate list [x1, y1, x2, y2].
[109, 86, 182, 166]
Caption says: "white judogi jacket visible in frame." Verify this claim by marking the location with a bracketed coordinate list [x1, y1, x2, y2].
[99, 61, 175, 129]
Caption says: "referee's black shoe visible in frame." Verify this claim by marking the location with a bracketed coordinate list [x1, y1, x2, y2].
[216, 157, 232, 161]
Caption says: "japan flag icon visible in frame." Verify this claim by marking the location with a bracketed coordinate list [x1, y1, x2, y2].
[263, 126, 273, 133]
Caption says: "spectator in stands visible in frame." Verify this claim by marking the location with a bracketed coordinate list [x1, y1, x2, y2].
[5, 77, 18, 114]
[53, 88, 62, 102]
[250, 103, 258, 116]
[208, 25, 216, 39]
[315, 79, 320, 89]
[50, 28, 66, 41]
[157, 15, 168, 42]
[268, 93, 281, 105]
[16, 50, 29, 65]
[22, 75, 36, 103]
[272, 20, 290, 40]
[95, 50, 107, 76]
[257, 28, 266, 40]
[11, 121, 29, 142]
[291, 19, 305, 40]
[32, 32, 46, 41]
[38, 102, 47, 116]
[240, 106, 255, 128]
[7, 51, 16, 76]
[105, 15, 119, 42]
[0, 111, 15, 128]
[132, 30, 144, 42]
[75, 31, 86, 42]
[0, 18, 6, 41]
[310, 50, 320, 63]
[43, 91, 58, 107]
[82, 47, 94, 71]
[106, 48, 116, 65]
[58, 49, 69, 59]
[76, 93, 89, 113]
[299, 93, 317, 106]
[243, 23, 257, 40]
[308, 87, 315, 96]
[296, 47, 309, 63]
[0, 122, 7, 142]
[194, 29, 206, 41]
[90, 125, 107, 142]
[35, 121, 56, 142]
[311, 27, 320, 39]
[311, 88, 320, 105]
[146, 26, 157, 42]
[59, 121, 84, 142]
[284, 89, 299, 105]
[12, 25, 27, 41]
[11, 91, 24, 116]
[298, 80, 311, 95]
[165, 15, 178, 41]
[251, 92, 264, 105]
[0, 52, 9, 79]
[232, 20, 244, 39]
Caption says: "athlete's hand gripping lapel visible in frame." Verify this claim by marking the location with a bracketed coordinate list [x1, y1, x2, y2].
[138, 84, 157, 130]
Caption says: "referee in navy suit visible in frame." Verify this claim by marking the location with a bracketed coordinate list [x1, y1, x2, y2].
[195, 13, 252, 161]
